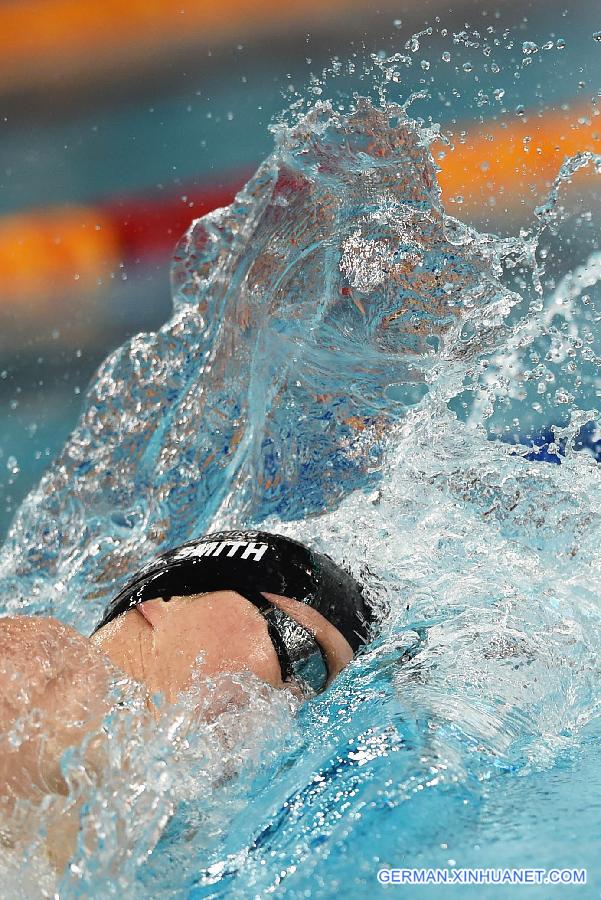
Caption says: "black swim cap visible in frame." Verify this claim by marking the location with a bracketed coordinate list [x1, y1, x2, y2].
[94, 530, 374, 653]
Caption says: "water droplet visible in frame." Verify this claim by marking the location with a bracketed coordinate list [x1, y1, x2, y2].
[6, 456, 19, 475]
[421, 60, 430, 71]
[463, 61, 473, 72]
[515, 104, 525, 117]
[442, 51, 451, 62]
[393, 18, 402, 28]
[490, 62, 500, 73]
[522, 41, 539, 55]
[593, 31, 601, 42]
[493, 88, 505, 100]
[556, 38, 566, 50]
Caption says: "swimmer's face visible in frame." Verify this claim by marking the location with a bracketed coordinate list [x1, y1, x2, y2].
[91, 591, 353, 704]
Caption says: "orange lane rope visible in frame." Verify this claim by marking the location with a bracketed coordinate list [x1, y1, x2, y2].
[0, 0, 368, 91]
[0, 207, 118, 308]
[436, 107, 600, 213]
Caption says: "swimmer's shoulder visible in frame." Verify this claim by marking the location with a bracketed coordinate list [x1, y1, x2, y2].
[0, 614, 108, 692]
[0, 613, 82, 641]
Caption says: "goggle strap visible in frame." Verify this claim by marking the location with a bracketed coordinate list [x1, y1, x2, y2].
[242, 588, 296, 683]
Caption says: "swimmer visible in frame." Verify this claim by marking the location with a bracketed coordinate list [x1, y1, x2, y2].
[0, 531, 374, 815]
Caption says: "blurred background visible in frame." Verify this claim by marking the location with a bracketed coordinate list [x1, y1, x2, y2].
[0, 0, 599, 540]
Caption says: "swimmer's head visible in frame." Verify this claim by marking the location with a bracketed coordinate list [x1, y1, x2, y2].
[94, 531, 376, 698]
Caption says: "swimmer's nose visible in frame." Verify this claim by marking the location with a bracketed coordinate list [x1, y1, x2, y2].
[136, 597, 172, 628]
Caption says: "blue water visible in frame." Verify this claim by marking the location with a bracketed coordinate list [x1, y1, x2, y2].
[1, 45, 601, 900]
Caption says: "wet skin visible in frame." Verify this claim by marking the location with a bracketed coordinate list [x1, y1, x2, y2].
[0, 592, 353, 870]
[92, 589, 353, 703]
[0, 591, 353, 800]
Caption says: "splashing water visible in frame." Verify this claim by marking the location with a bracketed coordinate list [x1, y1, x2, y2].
[1, 96, 601, 895]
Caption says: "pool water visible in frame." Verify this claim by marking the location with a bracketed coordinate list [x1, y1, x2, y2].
[1, 47, 601, 900]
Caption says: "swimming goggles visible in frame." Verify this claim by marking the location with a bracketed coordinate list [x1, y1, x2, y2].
[230, 588, 329, 697]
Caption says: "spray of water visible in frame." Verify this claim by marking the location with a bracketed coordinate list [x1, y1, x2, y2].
[0, 21, 600, 895]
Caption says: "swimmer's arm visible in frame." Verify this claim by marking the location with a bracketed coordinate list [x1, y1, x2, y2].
[0, 615, 112, 801]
